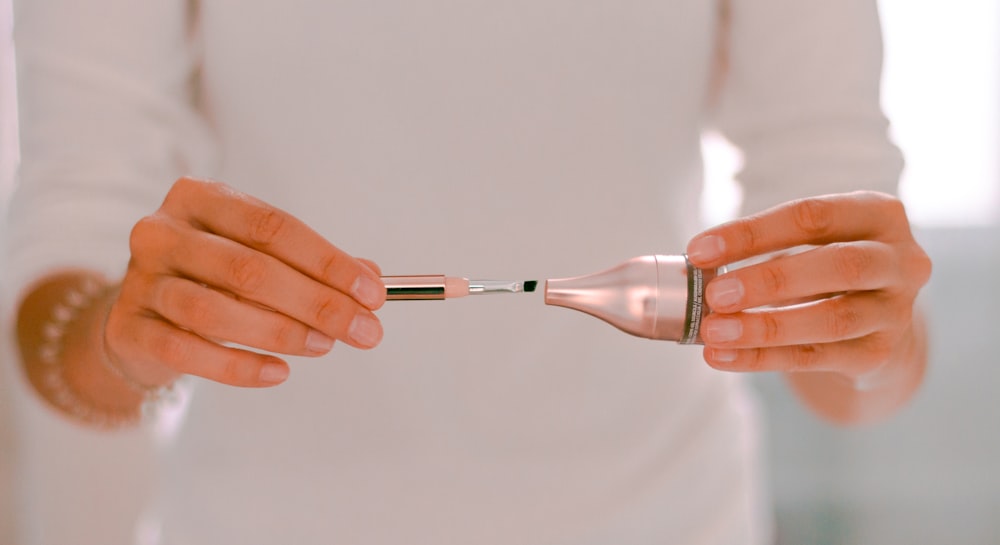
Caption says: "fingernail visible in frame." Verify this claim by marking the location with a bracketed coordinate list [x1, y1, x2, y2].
[305, 329, 335, 355]
[352, 275, 385, 309]
[688, 235, 725, 263]
[709, 277, 744, 309]
[710, 348, 739, 363]
[705, 318, 742, 342]
[349, 313, 383, 347]
[259, 363, 289, 385]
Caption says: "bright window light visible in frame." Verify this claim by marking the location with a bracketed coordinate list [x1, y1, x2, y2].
[881, 0, 999, 227]
[703, 2, 1000, 228]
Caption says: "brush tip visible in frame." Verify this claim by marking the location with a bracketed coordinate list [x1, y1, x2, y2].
[523, 280, 538, 292]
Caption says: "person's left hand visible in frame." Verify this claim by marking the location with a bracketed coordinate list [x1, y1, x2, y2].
[685, 191, 931, 382]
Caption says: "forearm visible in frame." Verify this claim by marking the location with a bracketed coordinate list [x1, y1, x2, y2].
[785, 310, 928, 426]
[16, 270, 144, 428]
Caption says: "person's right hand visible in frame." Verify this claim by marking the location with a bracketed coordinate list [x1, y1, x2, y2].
[103, 177, 387, 388]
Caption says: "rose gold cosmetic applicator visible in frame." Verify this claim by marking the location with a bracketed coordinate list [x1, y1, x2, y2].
[544, 255, 724, 344]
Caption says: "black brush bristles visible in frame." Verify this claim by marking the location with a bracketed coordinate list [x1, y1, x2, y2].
[523, 280, 538, 293]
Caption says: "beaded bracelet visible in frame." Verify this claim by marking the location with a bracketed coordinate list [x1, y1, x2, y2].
[35, 277, 174, 427]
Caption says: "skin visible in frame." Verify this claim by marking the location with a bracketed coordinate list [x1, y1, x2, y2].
[687, 190, 932, 425]
[17, 178, 388, 419]
[18, 181, 928, 427]
[105, 178, 387, 388]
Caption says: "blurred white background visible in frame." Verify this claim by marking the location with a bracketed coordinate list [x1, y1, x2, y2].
[1, 0, 998, 543]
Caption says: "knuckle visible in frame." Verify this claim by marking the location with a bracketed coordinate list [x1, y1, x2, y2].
[150, 331, 190, 366]
[827, 300, 863, 339]
[173, 175, 201, 191]
[177, 290, 214, 326]
[743, 349, 768, 372]
[872, 193, 912, 235]
[226, 253, 268, 294]
[831, 243, 872, 288]
[759, 263, 788, 297]
[129, 215, 164, 258]
[759, 312, 783, 343]
[247, 206, 286, 247]
[270, 320, 299, 350]
[317, 252, 344, 285]
[789, 344, 822, 371]
[792, 198, 833, 238]
[735, 219, 762, 253]
[174, 175, 199, 190]
[881, 194, 907, 220]
[312, 295, 343, 330]
[164, 177, 202, 206]
[219, 354, 257, 385]
[163, 178, 187, 203]
[910, 246, 933, 286]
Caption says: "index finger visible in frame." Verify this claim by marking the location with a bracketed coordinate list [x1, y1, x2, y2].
[162, 178, 386, 310]
[686, 191, 910, 269]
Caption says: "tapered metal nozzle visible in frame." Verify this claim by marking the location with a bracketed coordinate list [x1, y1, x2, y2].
[544, 255, 717, 343]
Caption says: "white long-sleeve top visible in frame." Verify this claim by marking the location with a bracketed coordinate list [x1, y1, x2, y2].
[4, 1, 901, 544]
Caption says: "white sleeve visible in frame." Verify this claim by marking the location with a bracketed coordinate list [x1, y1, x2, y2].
[710, 0, 904, 216]
[3, 4, 215, 542]
[4, 0, 216, 307]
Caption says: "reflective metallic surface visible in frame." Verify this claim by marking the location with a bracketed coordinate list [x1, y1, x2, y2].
[383, 275, 448, 300]
[544, 255, 720, 343]
[469, 280, 532, 294]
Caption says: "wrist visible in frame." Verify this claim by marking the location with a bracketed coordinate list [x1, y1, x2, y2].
[785, 315, 928, 425]
[19, 272, 143, 428]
